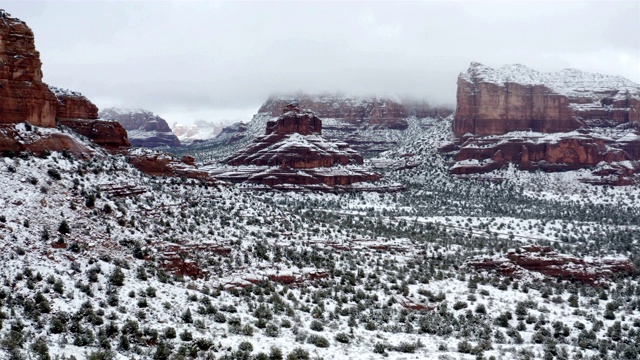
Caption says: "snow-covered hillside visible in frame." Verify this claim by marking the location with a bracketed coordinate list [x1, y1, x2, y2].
[1, 121, 639, 359]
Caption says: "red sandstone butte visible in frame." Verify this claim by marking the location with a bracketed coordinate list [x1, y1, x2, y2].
[0, 11, 57, 127]
[445, 62, 640, 183]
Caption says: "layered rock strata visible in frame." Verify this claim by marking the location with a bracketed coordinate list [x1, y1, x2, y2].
[453, 62, 640, 137]
[0, 11, 57, 127]
[50, 86, 99, 120]
[211, 94, 453, 155]
[46, 87, 131, 150]
[207, 104, 388, 191]
[0, 11, 210, 181]
[100, 108, 180, 148]
[445, 63, 640, 184]
[259, 95, 422, 130]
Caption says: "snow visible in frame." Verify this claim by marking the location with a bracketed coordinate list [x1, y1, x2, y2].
[48, 85, 88, 100]
[462, 62, 640, 99]
[0, 112, 639, 359]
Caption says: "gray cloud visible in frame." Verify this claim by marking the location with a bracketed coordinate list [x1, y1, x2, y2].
[4, 1, 639, 124]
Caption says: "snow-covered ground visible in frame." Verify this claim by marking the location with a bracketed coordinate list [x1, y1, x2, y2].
[0, 122, 639, 359]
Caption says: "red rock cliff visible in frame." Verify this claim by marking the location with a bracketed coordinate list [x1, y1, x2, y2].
[0, 10, 57, 127]
[453, 63, 640, 138]
[50, 86, 99, 120]
[446, 63, 640, 183]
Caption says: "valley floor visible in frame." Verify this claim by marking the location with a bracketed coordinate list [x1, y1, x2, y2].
[0, 120, 639, 360]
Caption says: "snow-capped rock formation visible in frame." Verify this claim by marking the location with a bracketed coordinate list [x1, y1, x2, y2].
[214, 94, 452, 156]
[47, 86, 131, 150]
[445, 63, 640, 184]
[0, 11, 128, 156]
[100, 107, 180, 148]
[454, 62, 640, 137]
[206, 103, 397, 191]
[225, 104, 362, 169]
[0, 11, 208, 180]
[49, 85, 99, 120]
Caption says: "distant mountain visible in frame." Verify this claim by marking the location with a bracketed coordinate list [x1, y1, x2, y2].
[257, 94, 453, 155]
[173, 93, 453, 163]
[99, 107, 181, 148]
[172, 119, 225, 145]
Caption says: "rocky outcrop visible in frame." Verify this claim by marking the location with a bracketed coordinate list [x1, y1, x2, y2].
[45, 87, 131, 150]
[127, 148, 211, 181]
[0, 11, 220, 184]
[225, 106, 364, 169]
[206, 103, 394, 191]
[0, 123, 91, 158]
[467, 245, 635, 285]
[0, 11, 124, 157]
[100, 108, 180, 148]
[251, 94, 453, 155]
[59, 118, 131, 150]
[0, 11, 57, 127]
[445, 63, 640, 183]
[50, 86, 99, 120]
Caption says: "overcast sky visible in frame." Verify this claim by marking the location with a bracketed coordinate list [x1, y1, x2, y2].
[4, 0, 639, 125]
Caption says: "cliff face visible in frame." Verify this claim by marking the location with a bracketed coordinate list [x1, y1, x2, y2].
[99, 108, 180, 148]
[0, 11, 213, 181]
[453, 63, 640, 138]
[453, 79, 577, 136]
[45, 87, 130, 150]
[50, 86, 99, 120]
[0, 11, 57, 127]
[445, 63, 640, 184]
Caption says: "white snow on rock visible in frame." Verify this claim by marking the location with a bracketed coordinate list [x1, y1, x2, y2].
[462, 62, 640, 99]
